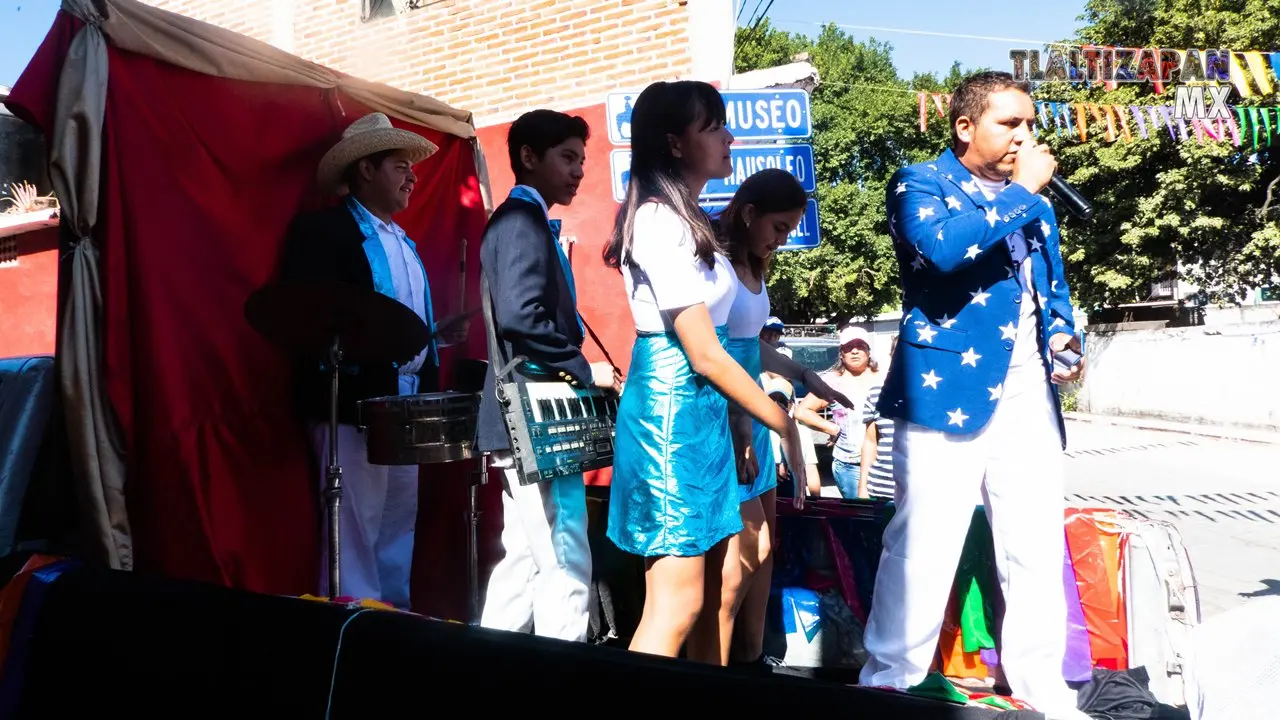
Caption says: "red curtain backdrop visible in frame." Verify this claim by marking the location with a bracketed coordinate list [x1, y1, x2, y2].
[9, 12, 493, 618]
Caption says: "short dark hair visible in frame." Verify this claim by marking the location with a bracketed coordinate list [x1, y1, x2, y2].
[507, 109, 590, 181]
[341, 149, 396, 192]
[948, 70, 1033, 144]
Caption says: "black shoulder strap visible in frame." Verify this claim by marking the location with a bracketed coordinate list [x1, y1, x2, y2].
[562, 239, 621, 375]
[480, 272, 525, 382]
[578, 313, 619, 374]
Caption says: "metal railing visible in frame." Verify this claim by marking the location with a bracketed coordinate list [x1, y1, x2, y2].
[781, 324, 838, 338]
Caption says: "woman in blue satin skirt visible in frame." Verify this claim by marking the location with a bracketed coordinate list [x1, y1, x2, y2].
[601, 81, 806, 663]
[715, 169, 812, 668]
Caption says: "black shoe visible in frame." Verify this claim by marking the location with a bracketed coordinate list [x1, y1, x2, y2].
[731, 653, 786, 671]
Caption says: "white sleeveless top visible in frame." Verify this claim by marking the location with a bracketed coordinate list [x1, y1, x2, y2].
[623, 202, 737, 333]
[726, 271, 771, 339]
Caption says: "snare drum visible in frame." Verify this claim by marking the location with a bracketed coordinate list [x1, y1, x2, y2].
[358, 392, 480, 466]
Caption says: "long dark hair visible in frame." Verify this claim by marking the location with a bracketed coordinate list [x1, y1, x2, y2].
[718, 168, 806, 281]
[602, 81, 727, 271]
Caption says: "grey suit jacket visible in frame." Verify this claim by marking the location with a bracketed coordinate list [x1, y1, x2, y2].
[476, 198, 592, 452]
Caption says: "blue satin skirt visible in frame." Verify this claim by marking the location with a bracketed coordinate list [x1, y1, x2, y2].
[607, 327, 742, 557]
[726, 336, 778, 503]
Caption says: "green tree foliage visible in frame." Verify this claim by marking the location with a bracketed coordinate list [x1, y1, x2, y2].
[738, 4, 1280, 319]
[736, 21, 964, 321]
[1044, 0, 1280, 307]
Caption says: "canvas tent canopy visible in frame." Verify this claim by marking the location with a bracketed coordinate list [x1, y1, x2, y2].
[5, 0, 497, 617]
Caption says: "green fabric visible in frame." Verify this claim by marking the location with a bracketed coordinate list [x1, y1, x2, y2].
[954, 507, 999, 653]
[907, 672, 969, 704]
[976, 695, 1019, 711]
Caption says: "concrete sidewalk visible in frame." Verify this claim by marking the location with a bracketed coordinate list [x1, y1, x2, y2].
[1064, 411, 1280, 445]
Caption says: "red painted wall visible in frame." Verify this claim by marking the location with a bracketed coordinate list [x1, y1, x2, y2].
[0, 225, 58, 358]
[476, 101, 632, 486]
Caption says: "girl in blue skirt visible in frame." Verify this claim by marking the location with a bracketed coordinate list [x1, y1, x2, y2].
[717, 168, 811, 667]
[602, 81, 806, 662]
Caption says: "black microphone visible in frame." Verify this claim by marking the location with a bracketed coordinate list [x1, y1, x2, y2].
[1045, 175, 1094, 221]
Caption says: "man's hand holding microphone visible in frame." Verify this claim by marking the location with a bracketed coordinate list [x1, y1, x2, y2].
[1010, 140, 1088, 385]
[1011, 139, 1058, 195]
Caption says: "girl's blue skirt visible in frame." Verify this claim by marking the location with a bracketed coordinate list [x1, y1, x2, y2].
[607, 327, 742, 557]
[726, 336, 777, 503]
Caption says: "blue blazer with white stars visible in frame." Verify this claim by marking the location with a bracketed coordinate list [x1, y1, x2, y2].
[876, 148, 1077, 447]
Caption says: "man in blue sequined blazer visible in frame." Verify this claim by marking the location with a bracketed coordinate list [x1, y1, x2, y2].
[860, 72, 1090, 720]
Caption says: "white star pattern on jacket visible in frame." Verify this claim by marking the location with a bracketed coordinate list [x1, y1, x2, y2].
[960, 348, 982, 367]
[947, 408, 969, 427]
[965, 244, 981, 260]
[1000, 322, 1018, 340]
[918, 206, 935, 221]
[896, 182, 907, 194]
[961, 179, 979, 194]
[946, 195, 962, 210]
[988, 383, 1003, 401]
[938, 314, 957, 328]
[985, 207, 999, 226]
[1040, 219, 1052, 237]
[911, 255, 927, 271]
[917, 325, 938, 343]
[970, 289, 991, 306]
[922, 370, 942, 389]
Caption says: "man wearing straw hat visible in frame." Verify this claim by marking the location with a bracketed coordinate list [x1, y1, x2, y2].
[280, 112, 470, 608]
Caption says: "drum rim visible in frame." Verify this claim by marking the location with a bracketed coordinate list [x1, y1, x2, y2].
[359, 391, 480, 406]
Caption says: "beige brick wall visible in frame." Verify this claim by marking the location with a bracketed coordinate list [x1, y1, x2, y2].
[142, 0, 701, 127]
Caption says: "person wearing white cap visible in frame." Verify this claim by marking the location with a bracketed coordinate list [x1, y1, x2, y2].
[280, 112, 470, 608]
[794, 324, 883, 499]
[760, 316, 785, 347]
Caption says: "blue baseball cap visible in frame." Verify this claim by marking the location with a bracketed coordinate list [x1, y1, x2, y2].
[763, 316, 784, 331]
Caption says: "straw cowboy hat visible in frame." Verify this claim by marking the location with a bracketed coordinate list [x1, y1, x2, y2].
[317, 112, 438, 193]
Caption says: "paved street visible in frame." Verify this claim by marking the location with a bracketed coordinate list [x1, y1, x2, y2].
[1063, 419, 1280, 620]
[817, 419, 1280, 620]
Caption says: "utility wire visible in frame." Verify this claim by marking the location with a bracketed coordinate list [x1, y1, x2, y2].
[742, 0, 778, 50]
[773, 19, 1053, 46]
[822, 81, 921, 94]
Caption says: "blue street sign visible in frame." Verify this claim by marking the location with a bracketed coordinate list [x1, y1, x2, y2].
[722, 89, 813, 142]
[700, 198, 821, 251]
[606, 88, 812, 145]
[609, 145, 816, 202]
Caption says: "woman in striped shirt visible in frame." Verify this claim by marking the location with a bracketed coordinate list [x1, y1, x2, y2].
[858, 335, 898, 499]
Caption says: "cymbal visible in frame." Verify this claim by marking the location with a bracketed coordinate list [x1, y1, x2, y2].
[245, 280, 429, 365]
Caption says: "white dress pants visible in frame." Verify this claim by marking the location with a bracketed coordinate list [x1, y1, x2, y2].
[859, 373, 1087, 719]
[312, 424, 419, 609]
[480, 458, 592, 642]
